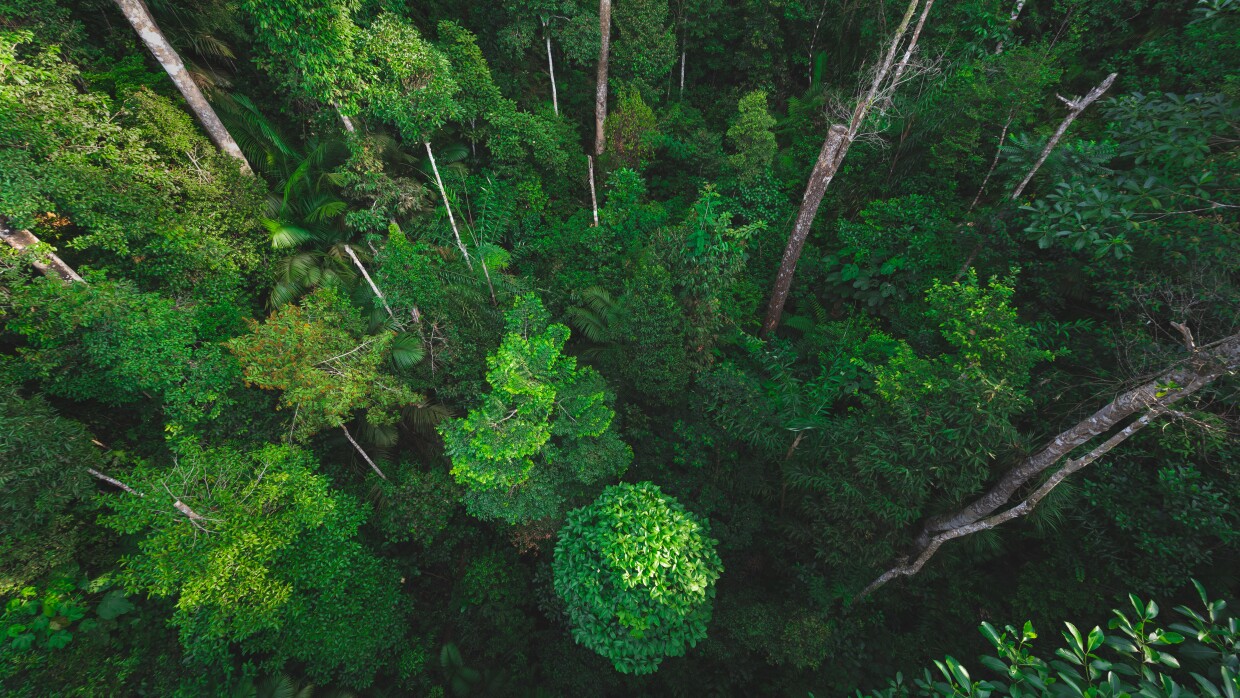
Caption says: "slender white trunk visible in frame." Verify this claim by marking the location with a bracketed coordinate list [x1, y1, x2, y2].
[679, 50, 686, 98]
[335, 104, 356, 133]
[425, 141, 471, 269]
[344, 244, 394, 319]
[994, 0, 1027, 54]
[544, 19, 559, 116]
[1010, 73, 1117, 201]
[588, 155, 600, 227]
[112, 0, 251, 173]
[342, 425, 387, 480]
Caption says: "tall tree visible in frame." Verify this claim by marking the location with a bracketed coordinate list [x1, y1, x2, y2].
[760, 0, 933, 336]
[594, 0, 612, 155]
[111, 0, 251, 172]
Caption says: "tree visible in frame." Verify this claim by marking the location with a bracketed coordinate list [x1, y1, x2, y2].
[553, 481, 723, 674]
[111, 0, 251, 171]
[862, 325, 1240, 600]
[594, 0, 612, 156]
[98, 444, 406, 687]
[760, 0, 935, 336]
[438, 293, 631, 524]
[726, 90, 778, 181]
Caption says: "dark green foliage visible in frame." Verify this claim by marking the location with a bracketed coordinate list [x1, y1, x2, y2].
[1, 0, 1238, 694]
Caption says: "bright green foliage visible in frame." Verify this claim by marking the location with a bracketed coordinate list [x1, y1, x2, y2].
[0, 380, 96, 538]
[100, 445, 405, 687]
[553, 482, 723, 674]
[0, 32, 265, 293]
[439, 294, 631, 523]
[241, 0, 361, 112]
[358, 13, 460, 142]
[726, 90, 778, 180]
[859, 582, 1239, 698]
[227, 286, 421, 439]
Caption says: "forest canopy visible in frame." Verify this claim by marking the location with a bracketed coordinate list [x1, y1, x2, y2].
[0, 0, 1237, 694]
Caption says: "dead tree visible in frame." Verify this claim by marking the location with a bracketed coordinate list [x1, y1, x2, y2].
[858, 327, 1240, 601]
[760, 0, 933, 336]
[1, 221, 84, 283]
[1010, 73, 1118, 201]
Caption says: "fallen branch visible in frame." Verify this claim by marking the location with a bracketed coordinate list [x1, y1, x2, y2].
[1, 221, 85, 283]
[341, 424, 388, 480]
[857, 328, 1240, 602]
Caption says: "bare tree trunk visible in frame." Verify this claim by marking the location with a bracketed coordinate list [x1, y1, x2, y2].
[112, 0, 251, 173]
[761, 0, 925, 336]
[344, 244, 394, 320]
[760, 125, 848, 336]
[342, 425, 388, 480]
[858, 328, 1240, 601]
[335, 104, 356, 133]
[994, 0, 1027, 54]
[1010, 72, 1117, 201]
[1, 223, 85, 283]
[544, 18, 560, 116]
[87, 467, 209, 524]
[588, 155, 600, 227]
[679, 50, 686, 98]
[969, 109, 1015, 213]
[887, 0, 936, 90]
[425, 141, 472, 269]
[594, 0, 612, 156]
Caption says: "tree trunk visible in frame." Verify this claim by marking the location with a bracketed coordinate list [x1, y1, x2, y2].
[760, 125, 848, 336]
[761, 0, 925, 336]
[858, 328, 1240, 601]
[342, 425, 388, 480]
[1010, 73, 1117, 201]
[544, 18, 560, 116]
[335, 104, 356, 133]
[594, 0, 612, 156]
[994, 0, 1027, 54]
[1, 220, 84, 283]
[344, 244, 394, 319]
[112, 0, 251, 173]
[588, 155, 600, 227]
[425, 141, 472, 269]
[679, 49, 686, 98]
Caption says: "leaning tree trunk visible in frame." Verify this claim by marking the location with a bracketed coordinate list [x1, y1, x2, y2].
[858, 326, 1240, 601]
[1, 220, 84, 283]
[1010, 72, 1117, 201]
[760, 0, 926, 337]
[594, 0, 612, 156]
[424, 141, 472, 269]
[543, 18, 560, 116]
[994, 0, 1028, 54]
[112, 0, 251, 173]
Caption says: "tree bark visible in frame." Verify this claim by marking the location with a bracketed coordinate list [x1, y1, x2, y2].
[588, 155, 600, 227]
[760, 0, 925, 337]
[335, 104, 356, 133]
[858, 329, 1240, 601]
[344, 244, 394, 320]
[994, 0, 1027, 54]
[679, 49, 686, 98]
[594, 0, 612, 156]
[544, 18, 559, 116]
[425, 141, 472, 269]
[112, 0, 251, 173]
[342, 425, 388, 480]
[1010, 72, 1117, 201]
[1, 220, 84, 283]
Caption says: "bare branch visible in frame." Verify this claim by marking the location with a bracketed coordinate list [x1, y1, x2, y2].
[1010, 72, 1118, 201]
[342, 424, 388, 480]
[1, 219, 85, 283]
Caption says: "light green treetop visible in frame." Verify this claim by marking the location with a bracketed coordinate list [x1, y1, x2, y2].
[553, 481, 723, 674]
